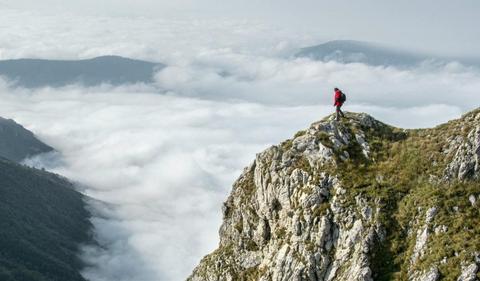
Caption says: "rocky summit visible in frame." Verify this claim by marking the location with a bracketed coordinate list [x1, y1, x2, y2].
[188, 109, 480, 281]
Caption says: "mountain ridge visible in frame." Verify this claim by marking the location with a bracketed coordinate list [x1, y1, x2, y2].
[0, 117, 54, 162]
[0, 118, 93, 281]
[0, 55, 164, 88]
[0, 156, 92, 281]
[295, 40, 480, 68]
[188, 108, 480, 281]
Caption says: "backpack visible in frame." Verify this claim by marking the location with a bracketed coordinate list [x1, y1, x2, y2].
[340, 91, 347, 103]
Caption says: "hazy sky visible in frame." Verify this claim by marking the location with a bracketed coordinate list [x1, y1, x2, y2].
[1, 0, 479, 56]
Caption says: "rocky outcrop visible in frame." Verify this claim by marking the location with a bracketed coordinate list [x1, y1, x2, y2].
[443, 112, 480, 181]
[188, 109, 480, 281]
[410, 267, 440, 281]
[410, 207, 437, 266]
[457, 263, 479, 281]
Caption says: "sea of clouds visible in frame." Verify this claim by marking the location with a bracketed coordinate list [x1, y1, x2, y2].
[0, 8, 479, 281]
[0, 86, 326, 281]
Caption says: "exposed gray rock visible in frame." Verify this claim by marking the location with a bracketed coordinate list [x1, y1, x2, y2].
[434, 225, 448, 234]
[469, 194, 477, 207]
[410, 267, 440, 281]
[355, 132, 370, 159]
[411, 207, 437, 265]
[411, 226, 429, 264]
[457, 263, 478, 281]
[444, 113, 480, 181]
[425, 207, 438, 224]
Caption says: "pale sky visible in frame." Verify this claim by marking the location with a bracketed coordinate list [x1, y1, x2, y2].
[1, 0, 479, 57]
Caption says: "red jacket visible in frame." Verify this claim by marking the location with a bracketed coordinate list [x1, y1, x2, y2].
[334, 89, 343, 106]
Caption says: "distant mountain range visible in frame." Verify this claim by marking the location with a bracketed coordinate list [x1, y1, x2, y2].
[0, 117, 92, 281]
[295, 40, 480, 68]
[0, 55, 164, 88]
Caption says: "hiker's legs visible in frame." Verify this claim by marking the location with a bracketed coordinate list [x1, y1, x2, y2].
[336, 106, 344, 120]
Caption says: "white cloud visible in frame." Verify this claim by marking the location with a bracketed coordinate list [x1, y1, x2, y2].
[152, 49, 480, 117]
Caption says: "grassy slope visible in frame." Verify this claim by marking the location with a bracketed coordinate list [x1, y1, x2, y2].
[330, 110, 480, 280]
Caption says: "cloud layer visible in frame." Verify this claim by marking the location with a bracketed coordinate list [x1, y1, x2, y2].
[150, 47, 479, 129]
[1, 88, 325, 281]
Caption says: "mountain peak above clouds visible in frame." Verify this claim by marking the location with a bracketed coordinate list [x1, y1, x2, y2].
[188, 108, 480, 281]
[295, 40, 480, 68]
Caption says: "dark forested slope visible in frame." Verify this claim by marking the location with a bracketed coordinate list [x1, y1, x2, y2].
[0, 117, 53, 163]
[0, 158, 92, 281]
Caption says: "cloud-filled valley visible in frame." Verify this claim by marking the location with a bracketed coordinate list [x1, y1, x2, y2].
[1, 89, 324, 281]
[0, 8, 480, 281]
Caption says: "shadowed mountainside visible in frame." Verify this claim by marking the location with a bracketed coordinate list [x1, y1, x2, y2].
[0, 117, 53, 163]
[0, 158, 92, 281]
[0, 118, 92, 281]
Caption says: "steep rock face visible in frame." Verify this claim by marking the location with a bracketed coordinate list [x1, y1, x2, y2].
[443, 112, 480, 181]
[189, 110, 480, 281]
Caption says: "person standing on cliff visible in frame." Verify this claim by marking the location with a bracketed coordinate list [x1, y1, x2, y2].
[334, 87, 346, 121]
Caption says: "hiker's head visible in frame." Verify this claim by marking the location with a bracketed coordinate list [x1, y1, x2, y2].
[334, 87, 339, 91]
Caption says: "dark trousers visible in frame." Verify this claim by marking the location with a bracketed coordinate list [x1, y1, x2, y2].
[336, 105, 344, 120]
